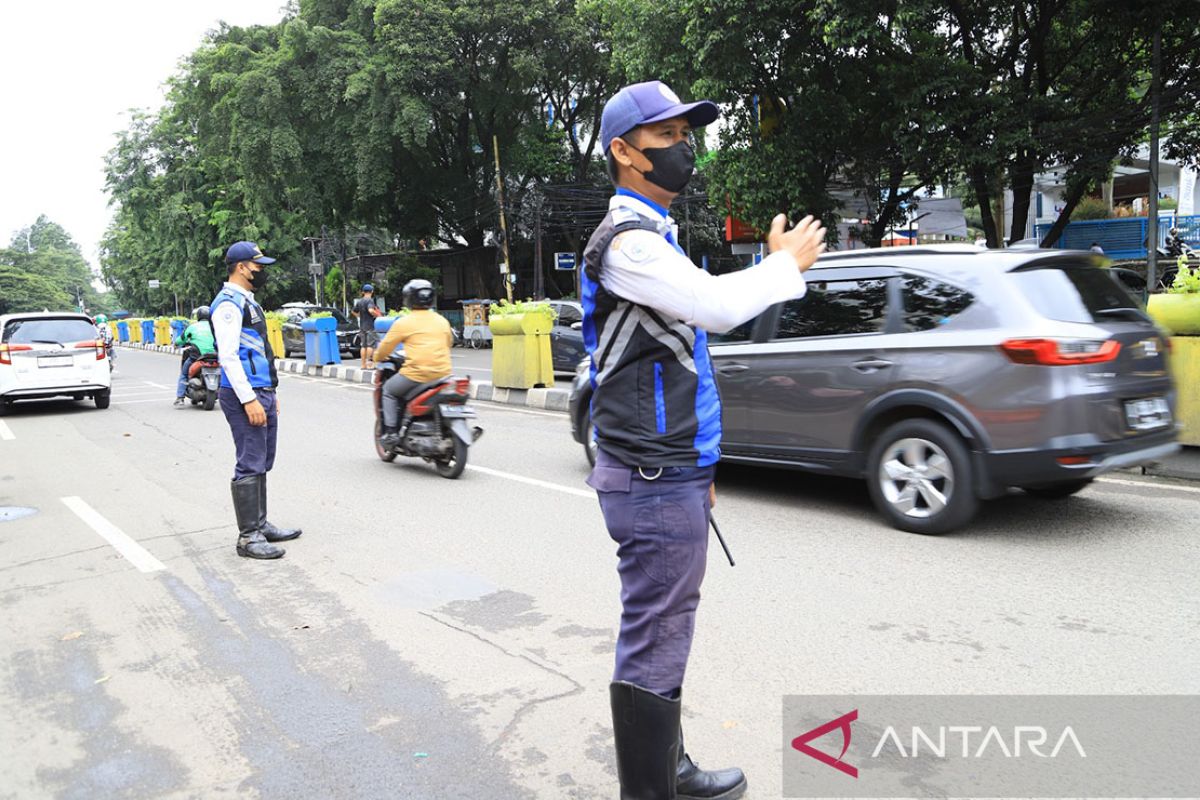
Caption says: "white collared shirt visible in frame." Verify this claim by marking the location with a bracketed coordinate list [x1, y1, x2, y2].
[600, 193, 807, 333]
[212, 281, 258, 403]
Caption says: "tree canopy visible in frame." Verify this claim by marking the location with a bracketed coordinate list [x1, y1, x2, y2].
[1, 216, 107, 315]
[100, 0, 1200, 313]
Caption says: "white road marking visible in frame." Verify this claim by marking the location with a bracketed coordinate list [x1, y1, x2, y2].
[0, 420, 14, 441]
[142, 382, 171, 390]
[468, 464, 594, 499]
[1096, 476, 1200, 495]
[477, 403, 567, 419]
[114, 398, 176, 405]
[60, 496, 166, 573]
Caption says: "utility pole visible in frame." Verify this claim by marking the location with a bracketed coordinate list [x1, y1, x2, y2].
[684, 199, 691, 260]
[534, 191, 544, 299]
[1147, 27, 1162, 292]
[493, 135, 513, 302]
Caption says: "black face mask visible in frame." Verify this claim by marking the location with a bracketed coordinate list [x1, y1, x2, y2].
[630, 140, 696, 193]
[244, 264, 269, 290]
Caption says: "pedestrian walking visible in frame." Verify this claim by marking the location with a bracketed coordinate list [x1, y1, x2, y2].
[582, 81, 826, 799]
[353, 284, 382, 369]
[212, 241, 302, 560]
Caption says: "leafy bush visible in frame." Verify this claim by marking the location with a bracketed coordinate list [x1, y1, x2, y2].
[384, 308, 410, 318]
[265, 310, 288, 324]
[1071, 197, 1113, 220]
[307, 310, 334, 319]
[1167, 265, 1200, 294]
[488, 299, 556, 319]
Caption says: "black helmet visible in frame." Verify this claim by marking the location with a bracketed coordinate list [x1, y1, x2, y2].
[195, 306, 212, 322]
[402, 279, 435, 309]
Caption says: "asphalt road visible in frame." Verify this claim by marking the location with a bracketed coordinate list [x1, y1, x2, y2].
[1, 348, 1197, 799]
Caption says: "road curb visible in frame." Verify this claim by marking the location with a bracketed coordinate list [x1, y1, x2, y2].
[116, 342, 573, 413]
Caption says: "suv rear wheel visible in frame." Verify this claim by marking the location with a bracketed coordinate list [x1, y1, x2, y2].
[867, 419, 979, 535]
[94, 390, 111, 410]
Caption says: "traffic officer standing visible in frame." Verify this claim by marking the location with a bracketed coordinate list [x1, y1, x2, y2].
[583, 81, 826, 799]
[212, 241, 302, 560]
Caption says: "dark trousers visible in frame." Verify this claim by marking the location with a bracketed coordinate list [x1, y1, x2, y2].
[219, 387, 278, 480]
[587, 448, 714, 696]
[381, 373, 421, 429]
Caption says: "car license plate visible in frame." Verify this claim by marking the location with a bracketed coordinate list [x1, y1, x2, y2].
[37, 356, 72, 368]
[1124, 397, 1171, 431]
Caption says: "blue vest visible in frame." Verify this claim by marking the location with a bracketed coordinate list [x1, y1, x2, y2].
[581, 206, 722, 467]
[210, 288, 277, 390]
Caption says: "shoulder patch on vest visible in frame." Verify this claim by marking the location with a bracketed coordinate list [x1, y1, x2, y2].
[621, 233, 653, 263]
[218, 306, 238, 324]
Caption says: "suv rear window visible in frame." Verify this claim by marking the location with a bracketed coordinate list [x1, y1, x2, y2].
[902, 276, 974, 332]
[3, 318, 98, 344]
[1010, 264, 1141, 324]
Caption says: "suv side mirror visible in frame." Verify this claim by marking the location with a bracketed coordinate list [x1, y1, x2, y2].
[571, 321, 583, 331]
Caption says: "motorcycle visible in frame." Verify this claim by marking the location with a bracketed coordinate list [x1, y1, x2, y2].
[373, 353, 482, 478]
[182, 345, 222, 410]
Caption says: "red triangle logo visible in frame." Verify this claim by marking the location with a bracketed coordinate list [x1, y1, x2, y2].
[791, 708, 858, 778]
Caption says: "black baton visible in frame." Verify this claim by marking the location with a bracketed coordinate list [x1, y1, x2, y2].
[709, 515, 735, 567]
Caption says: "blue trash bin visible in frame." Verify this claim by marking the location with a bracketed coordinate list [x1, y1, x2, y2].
[301, 317, 341, 366]
[116, 321, 129, 342]
[141, 320, 155, 342]
[374, 316, 397, 335]
[170, 320, 186, 343]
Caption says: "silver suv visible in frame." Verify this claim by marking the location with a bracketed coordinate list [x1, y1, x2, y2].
[569, 246, 1179, 534]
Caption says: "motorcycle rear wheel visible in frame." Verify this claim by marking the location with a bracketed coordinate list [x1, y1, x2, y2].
[203, 390, 216, 411]
[436, 436, 468, 478]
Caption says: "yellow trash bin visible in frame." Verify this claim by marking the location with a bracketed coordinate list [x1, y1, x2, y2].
[128, 319, 142, 343]
[154, 318, 172, 346]
[1169, 336, 1200, 446]
[489, 312, 554, 389]
[266, 316, 286, 360]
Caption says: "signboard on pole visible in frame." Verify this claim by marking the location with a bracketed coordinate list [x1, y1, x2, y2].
[555, 252, 577, 271]
[148, 279, 160, 289]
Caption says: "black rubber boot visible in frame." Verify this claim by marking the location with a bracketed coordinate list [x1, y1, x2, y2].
[232, 476, 284, 559]
[379, 425, 400, 450]
[676, 727, 747, 800]
[259, 476, 301, 542]
[610, 681, 681, 800]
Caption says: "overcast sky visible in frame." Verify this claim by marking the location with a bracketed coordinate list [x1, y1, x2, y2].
[0, 1, 289, 272]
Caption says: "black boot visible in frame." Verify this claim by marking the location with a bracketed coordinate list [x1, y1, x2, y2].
[610, 681, 681, 800]
[676, 726, 747, 800]
[232, 476, 284, 559]
[379, 425, 400, 450]
[259, 476, 301, 542]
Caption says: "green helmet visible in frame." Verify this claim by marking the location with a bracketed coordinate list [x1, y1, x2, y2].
[95, 314, 108, 324]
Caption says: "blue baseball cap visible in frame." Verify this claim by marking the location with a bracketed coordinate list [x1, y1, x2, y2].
[224, 241, 276, 265]
[600, 81, 719, 153]
[362, 283, 374, 292]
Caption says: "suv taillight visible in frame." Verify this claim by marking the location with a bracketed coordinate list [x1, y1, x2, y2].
[74, 339, 106, 360]
[0, 343, 32, 365]
[1000, 338, 1121, 366]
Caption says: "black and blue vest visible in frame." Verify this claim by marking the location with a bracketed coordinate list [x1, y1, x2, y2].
[210, 287, 278, 391]
[581, 204, 722, 468]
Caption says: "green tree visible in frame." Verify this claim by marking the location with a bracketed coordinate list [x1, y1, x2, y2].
[1, 217, 100, 314]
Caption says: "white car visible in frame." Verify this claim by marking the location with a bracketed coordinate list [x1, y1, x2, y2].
[0, 312, 112, 414]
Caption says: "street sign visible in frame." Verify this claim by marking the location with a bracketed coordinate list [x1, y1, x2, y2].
[555, 252, 577, 271]
[308, 264, 322, 276]
[147, 279, 160, 289]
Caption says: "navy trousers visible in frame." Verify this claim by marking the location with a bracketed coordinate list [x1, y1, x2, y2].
[588, 448, 715, 696]
[219, 387, 278, 480]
